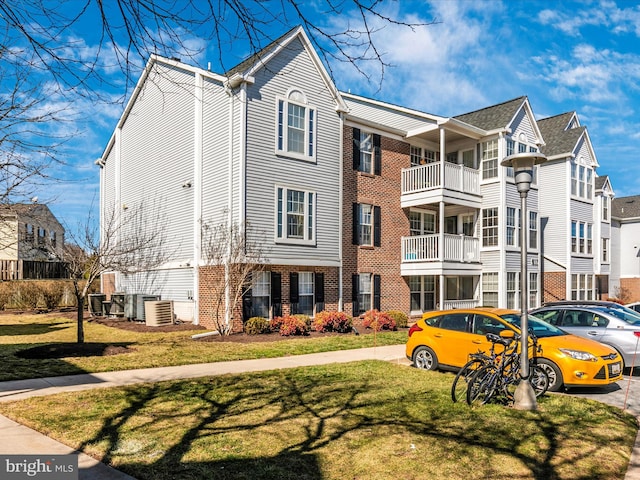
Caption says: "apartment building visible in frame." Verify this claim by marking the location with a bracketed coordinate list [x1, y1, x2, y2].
[98, 26, 618, 331]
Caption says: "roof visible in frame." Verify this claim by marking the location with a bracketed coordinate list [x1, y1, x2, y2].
[612, 195, 640, 219]
[453, 97, 527, 131]
[225, 26, 299, 77]
[0, 203, 64, 229]
[537, 112, 586, 158]
[595, 175, 608, 191]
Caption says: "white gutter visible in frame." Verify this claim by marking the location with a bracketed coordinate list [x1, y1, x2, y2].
[193, 72, 203, 325]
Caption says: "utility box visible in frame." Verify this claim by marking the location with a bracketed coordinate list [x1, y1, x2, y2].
[136, 295, 161, 322]
[145, 300, 174, 326]
[88, 294, 106, 316]
[110, 293, 125, 317]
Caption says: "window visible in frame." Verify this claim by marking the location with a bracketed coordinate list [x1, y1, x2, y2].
[353, 128, 381, 174]
[37, 227, 46, 246]
[529, 272, 538, 308]
[507, 272, 519, 309]
[409, 210, 435, 235]
[482, 272, 498, 307]
[462, 150, 474, 168]
[571, 158, 593, 201]
[571, 220, 592, 255]
[586, 224, 592, 254]
[352, 273, 380, 316]
[25, 224, 34, 243]
[353, 203, 381, 246]
[410, 146, 436, 166]
[481, 139, 498, 179]
[571, 274, 594, 301]
[276, 186, 315, 243]
[482, 208, 498, 247]
[290, 272, 315, 316]
[602, 196, 610, 221]
[602, 238, 609, 263]
[276, 91, 316, 160]
[446, 276, 474, 301]
[461, 213, 474, 236]
[529, 211, 538, 249]
[409, 275, 435, 313]
[446, 151, 458, 163]
[49, 230, 57, 248]
[506, 207, 517, 247]
[251, 272, 271, 318]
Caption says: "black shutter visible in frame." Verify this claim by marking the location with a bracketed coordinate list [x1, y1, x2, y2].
[314, 273, 324, 303]
[373, 274, 381, 311]
[352, 127, 361, 170]
[271, 272, 282, 317]
[352, 203, 360, 245]
[373, 205, 381, 247]
[315, 272, 324, 312]
[352, 274, 359, 316]
[290, 272, 299, 304]
[242, 287, 252, 322]
[373, 134, 381, 175]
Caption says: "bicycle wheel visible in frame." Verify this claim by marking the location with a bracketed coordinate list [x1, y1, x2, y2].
[451, 358, 485, 403]
[466, 365, 499, 406]
[530, 365, 549, 397]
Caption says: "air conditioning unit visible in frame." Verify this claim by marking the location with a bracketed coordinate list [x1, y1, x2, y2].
[136, 295, 161, 322]
[110, 293, 125, 317]
[145, 300, 174, 326]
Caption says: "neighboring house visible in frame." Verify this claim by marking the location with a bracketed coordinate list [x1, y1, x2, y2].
[537, 112, 604, 302]
[98, 25, 625, 330]
[0, 203, 66, 279]
[611, 195, 640, 300]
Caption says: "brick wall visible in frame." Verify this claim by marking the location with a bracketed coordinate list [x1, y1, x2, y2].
[542, 271, 566, 303]
[620, 278, 640, 303]
[198, 264, 340, 332]
[343, 125, 411, 316]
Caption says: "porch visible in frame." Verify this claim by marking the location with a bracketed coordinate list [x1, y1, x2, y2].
[401, 162, 480, 196]
[401, 234, 480, 263]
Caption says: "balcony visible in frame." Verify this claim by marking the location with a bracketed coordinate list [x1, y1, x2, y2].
[401, 162, 480, 208]
[401, 234, 480, 263]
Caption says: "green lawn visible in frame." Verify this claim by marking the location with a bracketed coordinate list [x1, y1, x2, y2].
[0, 361, 635, 480]
[0, 313, 407, 381]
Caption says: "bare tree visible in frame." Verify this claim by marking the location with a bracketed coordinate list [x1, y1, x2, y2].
[201, 218, 269, 335]
[63, 199, 172, 343]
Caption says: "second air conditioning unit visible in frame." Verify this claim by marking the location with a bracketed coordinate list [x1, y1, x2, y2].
[145, 300, 174, 326]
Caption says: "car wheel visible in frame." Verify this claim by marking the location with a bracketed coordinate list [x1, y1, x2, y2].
[536, 359, 563, 392]
[412, 346, 439, 371]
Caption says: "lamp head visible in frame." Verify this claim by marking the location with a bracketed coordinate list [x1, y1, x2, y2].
[501, 152, 547, 196]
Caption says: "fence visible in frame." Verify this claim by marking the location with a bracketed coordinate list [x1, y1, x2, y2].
[0, 260, 69, 280]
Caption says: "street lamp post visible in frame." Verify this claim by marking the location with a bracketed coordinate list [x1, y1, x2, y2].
[501, 152, 547, 411]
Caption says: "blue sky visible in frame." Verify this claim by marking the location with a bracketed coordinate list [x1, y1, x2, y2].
[38, 0, 640, 226]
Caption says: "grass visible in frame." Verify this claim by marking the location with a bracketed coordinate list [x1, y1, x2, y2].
[0, 313, 407, 381]
[0, 361, 636, 480]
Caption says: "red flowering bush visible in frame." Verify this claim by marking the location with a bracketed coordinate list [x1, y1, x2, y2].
[274, 315, 310, 336]
[362, 309, 397, 331]
[312, 311, 353, 333]
[269, 316, 284, 333]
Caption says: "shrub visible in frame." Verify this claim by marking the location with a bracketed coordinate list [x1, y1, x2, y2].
[244, 316, 270, 335]
[362, 309, 397, 332]
[386, 310, 408, 328]
[40, 281, 66, 310]
[269, 316, 284, 333]
[275, 315, 310, 336]
[313, 311, 353, 333]
[12, 281, 42, 309]
[292, 314, 312, 327]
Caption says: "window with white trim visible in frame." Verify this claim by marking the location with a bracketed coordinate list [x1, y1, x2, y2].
[482, 272, 498, 307]
[446, 276, 475, 301]
[571, 158, 593, 201]
[409, 210, 435, 235]
[276, 90, 316, 160]
[482, 207, 498, 247]
[571, 273, 594, 300]
[252, 272, 271, 318]
[410, 146, 436, 166]
[359, 204, 373, 246]
[358, 273, 372, 313]
[602, 196, 610, 221]
[571, 220, 592, 255]
[507, 272, 518, 309]
[276, 186, 315, 243]
[602, 238, 609, 263]
[481, 139, 498, 179]
[409, 275, 435, 313]
[587, 224, 592, 254]
[529, 211, 538, 250]
[297, 272, 314, 316]
[506, 207, 518, 247]
[529, 272, 539, 308]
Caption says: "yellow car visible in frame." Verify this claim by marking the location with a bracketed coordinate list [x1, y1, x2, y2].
[406, 308, 622, 391]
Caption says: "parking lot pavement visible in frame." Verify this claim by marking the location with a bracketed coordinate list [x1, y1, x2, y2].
[567, 372, 640, 417]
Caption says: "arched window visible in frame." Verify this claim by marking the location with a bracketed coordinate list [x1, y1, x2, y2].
[276, 89, 316, 160]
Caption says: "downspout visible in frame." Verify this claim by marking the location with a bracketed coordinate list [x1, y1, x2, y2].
[193, 72, 203, 325]
[338, 112, 345, 311]
[114, 127, 122, 293]
[439, 127, 445, 310]
[224, 80, 235, 333]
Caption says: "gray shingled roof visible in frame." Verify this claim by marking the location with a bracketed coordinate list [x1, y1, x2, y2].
[612, 195, 640, 219]
[453, 97, 526, 130]
[538, 112, 585, 158]
[225, 26, 299, 77]
[595, 175, 608, 191]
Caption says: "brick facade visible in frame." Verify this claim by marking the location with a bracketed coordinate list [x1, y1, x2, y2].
[620, 278, 640, 304]
[343, 125, 411, 316]
[198, 264, 340, 333]
[542, 271, 566, 303]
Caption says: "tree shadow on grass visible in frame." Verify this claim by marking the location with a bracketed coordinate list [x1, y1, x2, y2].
[1, 322, 69, 336]
[67, 364, 635, 480]
[15, 342, 136, 359]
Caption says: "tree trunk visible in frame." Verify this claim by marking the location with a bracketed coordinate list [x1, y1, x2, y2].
[77, 295, 85, 344]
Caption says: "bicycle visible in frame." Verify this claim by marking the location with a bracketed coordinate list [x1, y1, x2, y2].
[466, 331, 549, 406]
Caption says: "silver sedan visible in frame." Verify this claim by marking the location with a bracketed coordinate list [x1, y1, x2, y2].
[531, 304, 640, 369]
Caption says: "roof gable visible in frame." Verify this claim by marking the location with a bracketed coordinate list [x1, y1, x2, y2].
[538, 111, 598, 167]
[613, 195, 640, 219]
[454, 96, 526, 131]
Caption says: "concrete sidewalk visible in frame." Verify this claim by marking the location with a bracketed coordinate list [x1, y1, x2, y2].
[0, 345, 408, 479]
[1, 344, 640, 479]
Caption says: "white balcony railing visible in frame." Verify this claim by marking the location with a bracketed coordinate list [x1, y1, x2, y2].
[401, 162, 480, 196]
[443, 299, 479, 310]
[402, 234, 480, 263]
